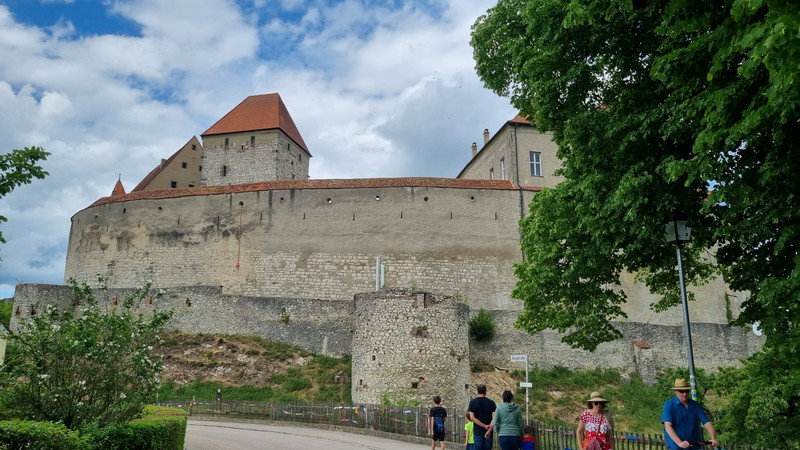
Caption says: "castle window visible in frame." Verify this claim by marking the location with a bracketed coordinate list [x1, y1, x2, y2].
[224, 138, 229, 149]
[500, 158, 506, 180]
[188, 183, 195, 187]
[250, 136, 255, 147]
[222, 165, 227, 177]
[287, 143, 291, 152]
[298, 153, 302, 162]
[489, 167, 494, 179]
[199, 165, 202, 171]
[530, 152, 542, 176]
[181, 162, 187, 169]
[192, 144, 196, 150]
[170, 181, 177, 188]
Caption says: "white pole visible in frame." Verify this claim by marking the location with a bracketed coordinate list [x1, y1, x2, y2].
[375, 256, 381, 291]
[525, 357, 530, 425]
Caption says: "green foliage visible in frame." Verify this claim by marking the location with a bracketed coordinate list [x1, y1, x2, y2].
[469, 308, 496, 342]
[0, 146, 50, 245]
[0, 420, 89, 449]
[85, 406, 187, 450]
[0, 277, 173, 430]
[472, 0, 800, 443]
[0, 297, 11, 328]
[379, 389, 422, 408]
[280, 306, 290, 324]
[714, 347, 799, 448]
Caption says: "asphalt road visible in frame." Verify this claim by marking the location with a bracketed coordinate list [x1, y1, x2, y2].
[185, 420, 431, 450]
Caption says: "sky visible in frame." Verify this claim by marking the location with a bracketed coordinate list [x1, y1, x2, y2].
[0, 0, 517, 298]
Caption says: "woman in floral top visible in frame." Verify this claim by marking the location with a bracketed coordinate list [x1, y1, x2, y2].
[576, 391, 614, 450]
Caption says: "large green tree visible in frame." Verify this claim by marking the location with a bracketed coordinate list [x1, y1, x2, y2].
[472, 0, 798, 445]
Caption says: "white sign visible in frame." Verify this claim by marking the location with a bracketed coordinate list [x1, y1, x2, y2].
[510, 354, 528, 362]
[520, 382, 533, 388]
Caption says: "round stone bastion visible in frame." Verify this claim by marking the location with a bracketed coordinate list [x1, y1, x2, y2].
[351, 288, 470, 409]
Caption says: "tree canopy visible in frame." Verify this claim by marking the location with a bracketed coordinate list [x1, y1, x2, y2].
[0, 146, 50, 244]
[472, 0, 798, 445]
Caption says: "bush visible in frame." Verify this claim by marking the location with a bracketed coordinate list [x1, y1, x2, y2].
[86, 406, 187, 450]
[469, 308, 495, 342]
[0, 277, 173, 430]
[0, 420, 89, 449]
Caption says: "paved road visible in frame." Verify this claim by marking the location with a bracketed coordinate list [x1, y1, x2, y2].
[185, 420, 430, 450]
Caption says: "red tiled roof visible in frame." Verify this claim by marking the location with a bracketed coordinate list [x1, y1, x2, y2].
[85, 178, 523, 209]
[132, 136, 200, 192]
[201, 93, 310, 154]
[111, 180, 126, 196]
[509, 114, 531, 125]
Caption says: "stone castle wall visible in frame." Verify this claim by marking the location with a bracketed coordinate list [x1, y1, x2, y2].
[65, 184, 531, 312]
[351, 289, 471, 407]
[63, 183, 739, 326]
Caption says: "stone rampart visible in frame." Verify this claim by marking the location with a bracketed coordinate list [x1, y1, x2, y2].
[11, 284, 765, 390]
[11, 283, 353, 356]
[64, 182, 530, 312]
[63, 181, 739, 327]
[470, 311, 764, 383]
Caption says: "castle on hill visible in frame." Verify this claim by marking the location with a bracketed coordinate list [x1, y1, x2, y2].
[12, 93, 763, 407]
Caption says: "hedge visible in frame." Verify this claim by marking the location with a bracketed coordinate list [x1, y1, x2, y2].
[0, 406, 187, 450]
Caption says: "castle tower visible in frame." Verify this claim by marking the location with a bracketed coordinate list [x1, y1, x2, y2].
[351, 288, 470, 408]
[200, 93, 311, 186]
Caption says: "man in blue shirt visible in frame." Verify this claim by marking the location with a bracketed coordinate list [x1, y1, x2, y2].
[662, 379, 718, 449]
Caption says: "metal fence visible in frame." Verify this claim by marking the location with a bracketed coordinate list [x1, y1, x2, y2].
[165, 400, 772, 450]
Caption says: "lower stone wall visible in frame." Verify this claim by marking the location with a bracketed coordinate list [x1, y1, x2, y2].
[10, 284, 353, 357]
[471, 311, 765, 384]
[10, 284, 765, 388]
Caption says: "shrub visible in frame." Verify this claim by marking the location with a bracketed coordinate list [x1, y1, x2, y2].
[0, 277, 173, 430]
[86, 406, 187, 450]
[0, 420, 89, 449]
[469, 308, 495, 342]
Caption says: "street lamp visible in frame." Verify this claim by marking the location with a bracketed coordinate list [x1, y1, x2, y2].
[664, 214, 698, 401]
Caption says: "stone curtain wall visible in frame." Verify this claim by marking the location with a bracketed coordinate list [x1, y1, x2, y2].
[65, 185, 525, 311]
[351, 288, 470, 408]
[10, 284, 353, 356]
[64, 183, 738, 326]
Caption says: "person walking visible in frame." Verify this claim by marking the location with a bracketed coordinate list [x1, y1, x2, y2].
[662, 379, 718, 449]
[494, 390, 524, 450]
[577, 391, 614, 450]
[468, 384, 497, 450]
[465, 412, 475, 449]
[429, 395, 447, 450]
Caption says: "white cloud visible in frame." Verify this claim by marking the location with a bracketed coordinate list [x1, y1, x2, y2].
[0, 0, 516, 298]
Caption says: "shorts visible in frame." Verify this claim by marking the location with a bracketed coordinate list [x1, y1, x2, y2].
[432, 430, 445, 442]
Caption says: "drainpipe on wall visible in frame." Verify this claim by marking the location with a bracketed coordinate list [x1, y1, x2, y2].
[514, 125, 527, 262]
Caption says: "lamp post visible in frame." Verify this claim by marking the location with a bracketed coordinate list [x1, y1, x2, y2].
[664, 215, 698, 401]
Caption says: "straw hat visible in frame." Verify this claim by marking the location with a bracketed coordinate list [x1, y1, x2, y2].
[670, 379, 690, 390]
[587, 391, 607, 402]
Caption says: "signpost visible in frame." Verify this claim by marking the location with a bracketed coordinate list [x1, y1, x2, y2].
[511, 354, 530, 424]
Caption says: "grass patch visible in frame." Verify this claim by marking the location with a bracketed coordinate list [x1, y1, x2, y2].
[153, 333, 351, 405]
